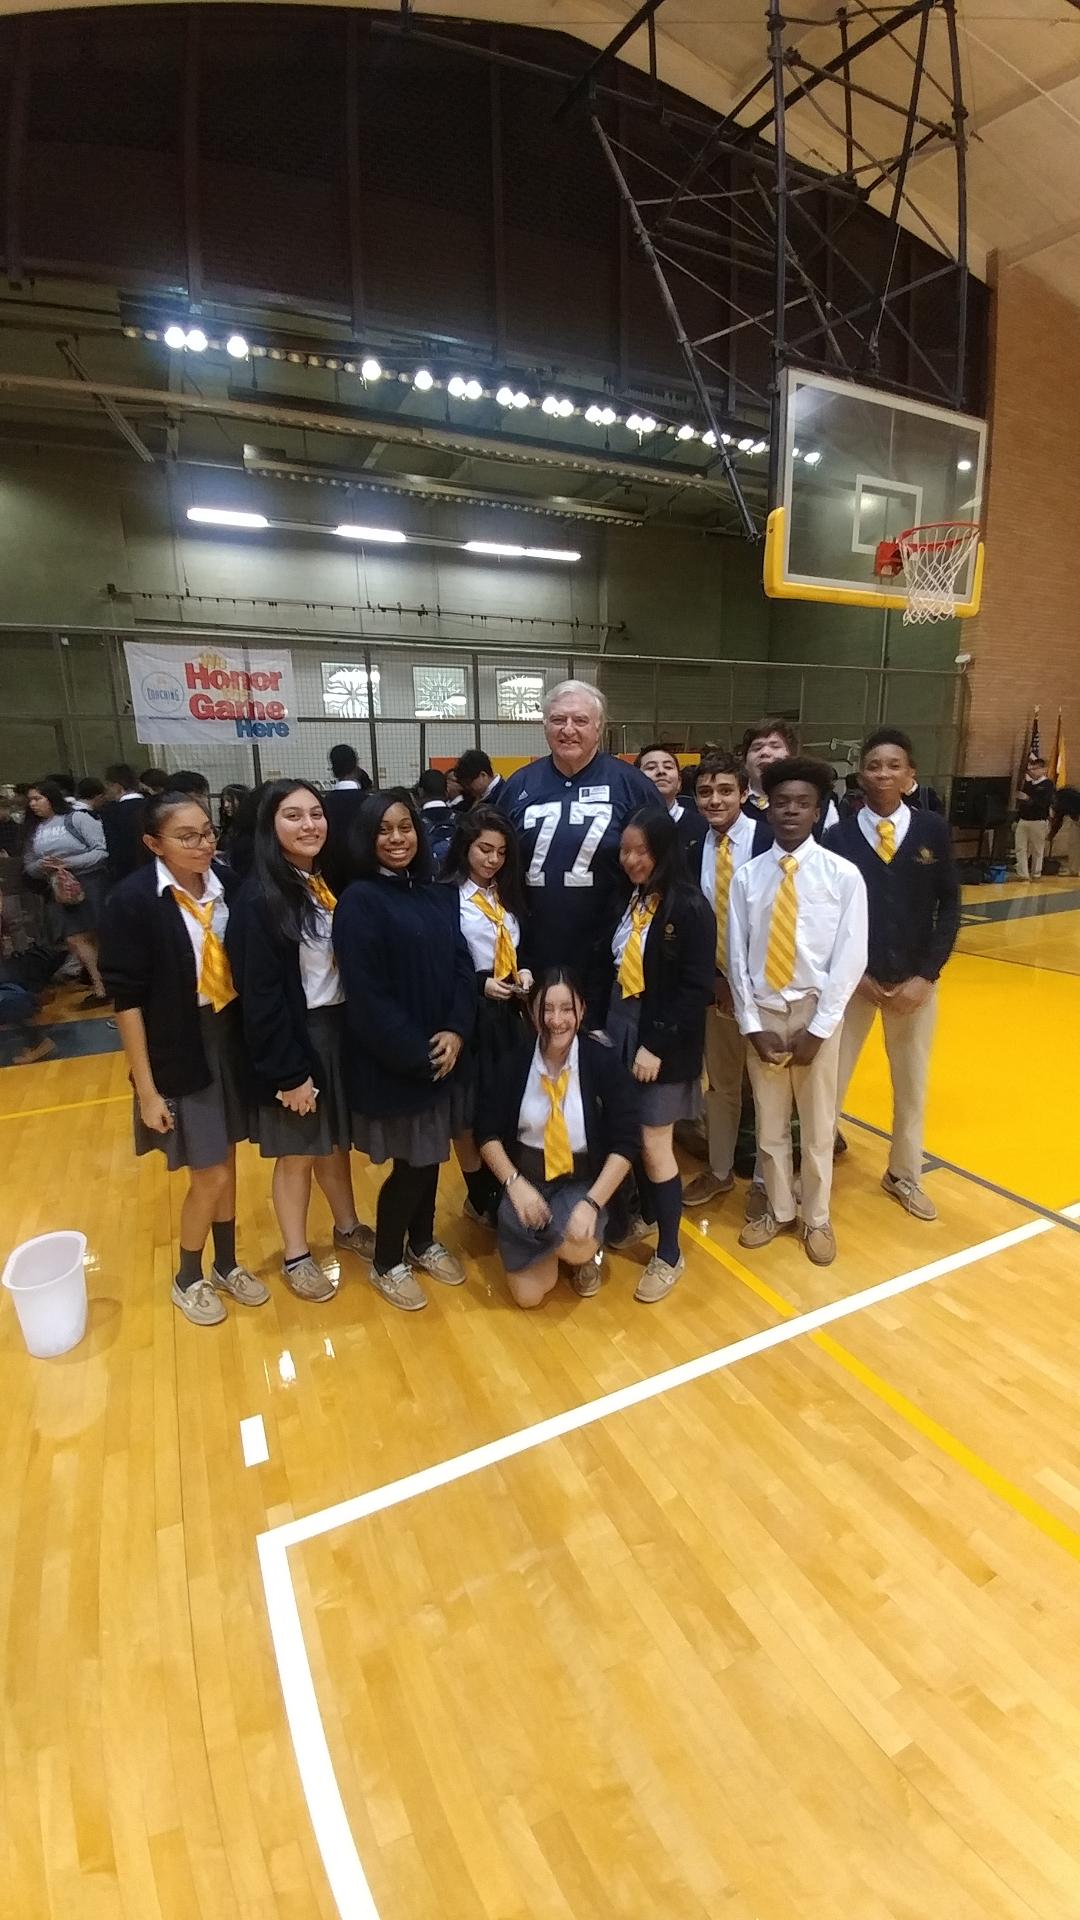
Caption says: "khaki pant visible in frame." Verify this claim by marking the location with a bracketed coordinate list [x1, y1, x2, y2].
[702, 1005, 747, 1180]
[745, 996, 840, 1230]
[835, 987, 937, 1186]
[1015, 818, 1049, 878]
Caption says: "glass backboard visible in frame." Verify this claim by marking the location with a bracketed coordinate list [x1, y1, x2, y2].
[764, 369, 987, 618]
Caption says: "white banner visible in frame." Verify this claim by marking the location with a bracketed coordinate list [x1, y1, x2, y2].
[124, 640, 297, 746]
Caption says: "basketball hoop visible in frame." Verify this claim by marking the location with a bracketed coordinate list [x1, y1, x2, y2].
[875, 521, 982, 625]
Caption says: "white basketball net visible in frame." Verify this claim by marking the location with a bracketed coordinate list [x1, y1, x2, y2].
[898, 522, 981, 625]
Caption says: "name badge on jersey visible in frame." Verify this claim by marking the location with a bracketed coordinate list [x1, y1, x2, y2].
[579, 785, 611, 802]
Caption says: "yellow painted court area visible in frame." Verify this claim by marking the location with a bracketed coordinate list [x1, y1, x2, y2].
[1, 884, 1079, 1918]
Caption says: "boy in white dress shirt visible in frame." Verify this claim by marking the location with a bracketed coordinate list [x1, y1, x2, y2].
[728, 758, 868, 1266]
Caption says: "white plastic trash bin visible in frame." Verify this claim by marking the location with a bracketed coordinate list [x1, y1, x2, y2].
[2, 1230, 88, 1358]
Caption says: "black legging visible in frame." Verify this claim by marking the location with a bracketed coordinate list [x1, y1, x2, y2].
[374, 1160, 439, 1272]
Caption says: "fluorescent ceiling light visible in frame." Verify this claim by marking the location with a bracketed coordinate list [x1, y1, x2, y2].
[677, 424, 696, 441]
[164, 324, 187, 350]
[557, 398, 575, 418]
[803, 450, 822, 466]
[447, 375, 467, 398]
[465, 541, 526, 557]
[525, 548, 581, 563]
[188, 507, 268, 529]
[599, 406, 617, 426]
[542, 395, 560, 415]
[333, 524, 408, 543]
[512, 391, 530, 408]
[957, 458, 973, 472]
[496, 386, 516, 406]
[464, 379, 483, 400]
[185, 328, 208, 353]
[702, 430, 716, 448]
[737, 436, 754, 452]
[226, 334, 249, 358]
[413, 368, 434, 391]
[360, 357, 382, 381]
[639, 416, 657, 434]
[626, 414, 643, 432]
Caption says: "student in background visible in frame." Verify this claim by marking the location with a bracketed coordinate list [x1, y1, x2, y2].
[217, 783, 253, 861]
[139, 767, 169, 796]
[328, 743, 372, 793]
[416, 768, 457, 869]
[169, 771, 212, 801]
[606, 808, 714, 1301]
[681, 753, 761, 1210]
[100, 763, 147, 889]
[321, 747, 371, 896]
[441, 806, 532, 1226]
[22, 778, 111, 1007]
[729, 758, 867, 1266]
[227, 780, 375, 1301]
[741, 719, 840, 835]
[333, 789, 476, 1312]
[452, 750, 504, 810]
[74, 777, 106, 813]
[477, 970, 640, 1308]
[100, 790, 267, 1327]
[825, 727, 960, 1222]
[635, 744, 693, 824]
[1015, 754, 1056, 880]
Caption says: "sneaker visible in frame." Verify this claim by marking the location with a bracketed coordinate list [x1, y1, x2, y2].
[682, 1170, 735, 1207]
[279, 1256, 335, 1303]
[209, 1262, 270, 1305]
[171, 1277, 227, 1326]
[333, 1222, 376, 1259]
[738, 1211, 796, 1250]
[368, 1262, 428, 1312]
[566, 1255, 604, 1298]
[634, 1253, 685, 1303]
[802, 1222, 837, 1266]
[881, 1171, 937, 1221]
[608, 1214, 653, 1250]
[743, 1183, 770, 1225]
[407, 1240, 466, 1287]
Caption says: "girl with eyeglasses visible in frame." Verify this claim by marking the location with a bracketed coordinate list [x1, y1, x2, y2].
[100, 791, 266, 1328]
[226, 780, 375, 1301]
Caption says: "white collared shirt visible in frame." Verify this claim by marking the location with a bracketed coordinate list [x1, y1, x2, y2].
[669, 799, 685, 823]
[858, 800, 910, 856]
[297, 878, 343, 1010]
[157, 857, 228, 1007]
[727, 837, 868, 1039]
[117, 790, 143, 801]
[698, 808, 758, 908]
[611, 887, 658, 968]
[518, 1036, 587, 1154]
[458, 881, 521, 972]
[333, 779, 360, 790]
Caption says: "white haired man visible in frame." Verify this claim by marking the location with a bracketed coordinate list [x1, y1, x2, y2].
[498, 679, 655, 1014]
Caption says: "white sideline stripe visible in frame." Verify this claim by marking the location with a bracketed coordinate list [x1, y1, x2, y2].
[258, 1202, 1079, 1920]
[240, 1414, 269, 1467]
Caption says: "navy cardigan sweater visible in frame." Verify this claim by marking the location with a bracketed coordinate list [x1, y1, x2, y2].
[100, 859, 242, 1097]
[475, 1032, 641, 1181]
[823, 809, 960, 985]
[332, 871, 476, 1117]
[608, 881, 716, 1084]
[225, 881, 323, 1104]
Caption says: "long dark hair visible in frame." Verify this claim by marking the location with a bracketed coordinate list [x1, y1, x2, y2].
[351, 787, 433, 883]
[527, 966, 586, 1042]
[218, 782, 252, 834]
[28, 777, 71, 819]
[619, 805, 689, 908]
[440, 804, 526, 920]
[253, 779, 329, 944]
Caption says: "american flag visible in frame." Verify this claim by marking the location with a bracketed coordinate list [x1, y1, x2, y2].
[1028, 711, 1042, 761]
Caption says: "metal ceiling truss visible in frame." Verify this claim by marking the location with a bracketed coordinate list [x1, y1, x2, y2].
[576, 0, 971, 537]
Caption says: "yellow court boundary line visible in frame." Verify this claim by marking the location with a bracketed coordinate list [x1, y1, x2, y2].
[0, 1092, 128, 1123]
[682, 1218, 1080, 1565]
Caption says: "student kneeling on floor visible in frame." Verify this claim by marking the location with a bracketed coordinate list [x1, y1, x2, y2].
[727, 758, 868, 1268]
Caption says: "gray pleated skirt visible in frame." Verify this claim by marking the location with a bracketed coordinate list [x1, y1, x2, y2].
[254, 1004, 352, 1159]
[45, 865, 109, 941]
[134, 1003, 252, 1172]
[352, 1074, 472, 1167]
[496, 1147, 609, 1273]
[606, 987, 704, 1127]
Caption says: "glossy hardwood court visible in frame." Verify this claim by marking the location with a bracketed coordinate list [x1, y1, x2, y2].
[2, 882, 1079, 1918]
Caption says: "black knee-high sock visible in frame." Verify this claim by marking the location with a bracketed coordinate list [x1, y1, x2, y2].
[464, 1166, 495, 1213]
[375, 1161, 437, 1271]
[176, 1246, 204, 1292]
[642, 1173, 683, 1265]
[212, 1219, 237, 1274]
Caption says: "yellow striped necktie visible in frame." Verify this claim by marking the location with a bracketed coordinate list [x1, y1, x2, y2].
[470, 887, 518, 980]
[713, 834, 735, 968]
[172, 888, 237, 1012]
[540, 1070, 574, 1180]
[764, 855, 799, 992]
[875, 819, 897, 864]
[617, 891, 660, 999]
[308, 872, 338, 912]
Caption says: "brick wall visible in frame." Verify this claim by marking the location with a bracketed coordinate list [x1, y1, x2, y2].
[965, 263, 1080, 778]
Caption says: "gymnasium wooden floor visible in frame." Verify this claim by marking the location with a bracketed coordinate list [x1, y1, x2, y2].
[3, 876, 1079, 1919]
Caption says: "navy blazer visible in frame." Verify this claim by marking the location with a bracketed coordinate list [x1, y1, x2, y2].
[609, 881, 715, 1083]
[475, 1032, 641, 1180]
[333, 872, 476, 1117]
[225, 882, 323, 1104]
[823, 809, 960, 984]
[100, 859, 243, 1097]
[100, 795, 146, 887]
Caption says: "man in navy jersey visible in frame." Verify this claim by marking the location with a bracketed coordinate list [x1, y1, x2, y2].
[499, 679, 655, 1015]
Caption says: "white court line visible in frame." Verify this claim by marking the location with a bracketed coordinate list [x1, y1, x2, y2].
[257, 1204, 1080, 1919]
[240, 1414, 269, 1467]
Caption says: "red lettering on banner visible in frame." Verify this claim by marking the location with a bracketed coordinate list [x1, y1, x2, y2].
[185, 662, 285, 695]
